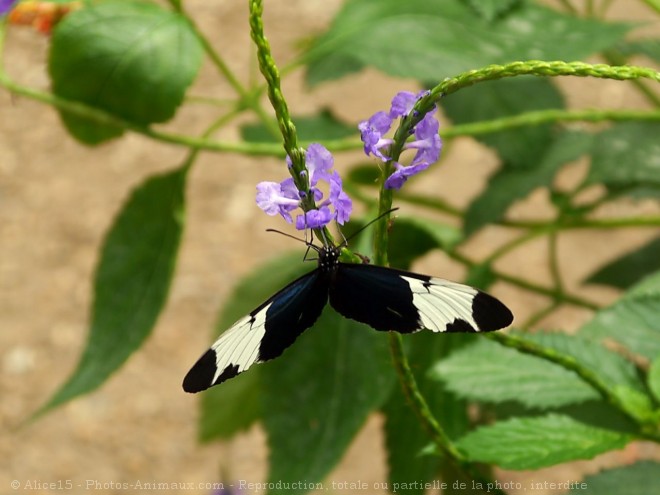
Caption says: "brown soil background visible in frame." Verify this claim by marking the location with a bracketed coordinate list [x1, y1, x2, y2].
[2, 1, 659, 494]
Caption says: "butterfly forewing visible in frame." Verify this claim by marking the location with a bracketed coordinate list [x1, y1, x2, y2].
[183, 269, 328, 393]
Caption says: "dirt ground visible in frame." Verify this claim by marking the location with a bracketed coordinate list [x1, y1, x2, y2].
[1, 1, 659, 494]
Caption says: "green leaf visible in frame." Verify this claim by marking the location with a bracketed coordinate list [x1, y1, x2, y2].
[198, 371, 260, 442]
[585, 237, 660, 289]
[580, 271, 660, 360]
[456, 414, 632, 470]
[570, 461, 660, 495]
[39, 167, 187, 414]
[240, 110, 356, 143]
[617, 39, 660, 63]
[586, 123, 660, 192]
[198, 253, 311, 441]
[389, 216, 462, 270]
[346, 163, 380, 185]
[463, 0, 523, 21]
[383, 334, 471, 495]
[305, 53, 365, 87]
[49, 0, 202, 144]
[262, 308, 394, 494]
[464, 131, 593, 234]
[443, 78, 564, 169]
[429, 337, 600, 409]
[305, 0, 629, 83]
[648, 354, 660, 403]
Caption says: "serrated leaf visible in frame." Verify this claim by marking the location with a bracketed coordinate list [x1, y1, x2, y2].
[305, 0, 629, 84]
[198, 253, 311, 441]
[389, 216, 462, 270]
[261, 309, 394, 494]
[585, 237, 660, 289]
[586, 123, 660, 192]
[456, 414, 632, 470]
[383, 333, 471, 495]
[39, 167, 187, 414]
[49, 1, 202, 144]
[429, 337, 600, 409]
[580, 271, 660, 360]
[528, 332, 645, 394]
[463, 0, 522, 21]
[240, 110, 356, 143]
[464, 131, 593, 234]
[570, 461, 660, 495]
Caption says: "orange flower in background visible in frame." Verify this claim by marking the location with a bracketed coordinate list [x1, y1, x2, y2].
[7, 1, 82, 34]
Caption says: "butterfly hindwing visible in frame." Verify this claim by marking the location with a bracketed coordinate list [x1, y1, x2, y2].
[329, 263, 420, 332]
[183, 269, 329, 393]
[329, 264, 512, 334]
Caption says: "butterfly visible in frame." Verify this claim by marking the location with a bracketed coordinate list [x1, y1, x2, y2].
[183, 220, 513, 393]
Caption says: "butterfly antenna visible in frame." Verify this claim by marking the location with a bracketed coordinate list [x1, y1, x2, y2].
[340, 207, 400, 247]
[266, 228, 309, 246]
[265, 228, 320, 261]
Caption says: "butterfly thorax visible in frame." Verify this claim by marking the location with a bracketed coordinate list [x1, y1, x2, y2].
[317, 245, 341, 274]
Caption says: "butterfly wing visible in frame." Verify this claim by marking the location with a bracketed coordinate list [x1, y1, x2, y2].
[329, 263, 513, 333]
[183, 269, 329, 392]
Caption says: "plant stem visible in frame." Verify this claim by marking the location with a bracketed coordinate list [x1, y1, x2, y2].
[448, 251, 600, 311]
[388, 333, 507, 495]
[432, 61, 660, 100]
[441, 108, 660, 138]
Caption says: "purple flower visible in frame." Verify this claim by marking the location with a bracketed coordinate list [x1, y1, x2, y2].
[385, 162, 431, 190]
[295, 206, 333, 230]
[360, 90, 442, 190]
[358, 111, 393, 161]
[404, 112, 442, 167]
[306, 143, 334, 185]
[0, 0, 17, 16]
[389, 90, 430, 119]
[328, 173, 352, 225]
[389, 91, 418, 119]
[256, 143, 353, 230]
[256, 181, 300, 223]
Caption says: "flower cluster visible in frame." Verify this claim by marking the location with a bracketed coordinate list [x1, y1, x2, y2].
[256, 143, 352, 230]
[359, 91, 442, 190]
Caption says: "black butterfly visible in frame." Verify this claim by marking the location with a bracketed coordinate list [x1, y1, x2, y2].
[183, 230, 513, 393]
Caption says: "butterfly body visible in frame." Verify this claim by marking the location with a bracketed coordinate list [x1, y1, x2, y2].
[183, 245, 513, 393]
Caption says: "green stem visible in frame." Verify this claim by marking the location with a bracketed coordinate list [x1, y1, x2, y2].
[248, 0, 301, 165]
[603, 51, 660, 108]
[485, 228, 549, 265]
[441, 108, 660, 138]
[432, 61, 660, 100]
[4, 64, 660, 154]
[548, 231, 565, 295]
[520, 301, 562, 329]
[448, 251, 600, 311]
